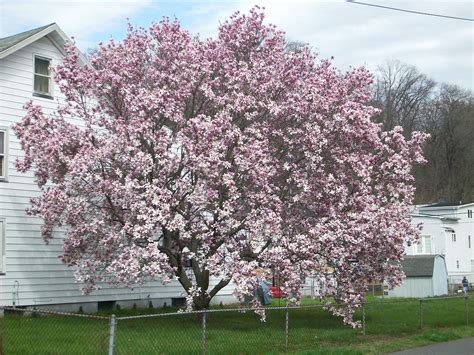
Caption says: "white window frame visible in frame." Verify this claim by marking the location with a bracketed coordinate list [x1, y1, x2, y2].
[416, 235, 432, 254]
[0, 218, 5, 274]
[32, 54, 53, 99]
[0, 127, 8, 182]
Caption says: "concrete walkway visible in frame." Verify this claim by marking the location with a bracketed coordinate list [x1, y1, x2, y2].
[391, 337, 474, 355]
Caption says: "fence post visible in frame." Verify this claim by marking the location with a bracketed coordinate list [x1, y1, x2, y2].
[361, 303, 366, 335]
[419, 300, 423, 329]
[201, 310, 207, 355]
[285, 306, 289, 353]
[108, 314, 116, 355]
[465, 296, 469, 325]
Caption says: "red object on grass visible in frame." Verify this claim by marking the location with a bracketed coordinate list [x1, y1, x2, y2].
[269, 286, 283, 298]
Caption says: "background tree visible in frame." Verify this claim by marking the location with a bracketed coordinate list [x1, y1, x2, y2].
[284, 40, 306, 53]
[15, 8, 426, 325]
[414, 84, 474, 203]
[372, 60, 436, 135]
[371, 60, 474, 204]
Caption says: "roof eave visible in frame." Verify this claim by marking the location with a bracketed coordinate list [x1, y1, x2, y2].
[440, 217, 460, 222]
[410, 213, 460, 221]
[0, 23, 88, 66]
[421, 202, 474, 210]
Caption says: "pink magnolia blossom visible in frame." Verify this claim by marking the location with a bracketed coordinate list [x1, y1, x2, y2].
[14, 7, 426, 325]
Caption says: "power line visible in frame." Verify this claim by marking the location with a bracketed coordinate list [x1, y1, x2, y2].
[346, 1, 474, 22]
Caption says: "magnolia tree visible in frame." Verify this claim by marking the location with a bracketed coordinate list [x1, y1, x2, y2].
[15, 8, 426, 325]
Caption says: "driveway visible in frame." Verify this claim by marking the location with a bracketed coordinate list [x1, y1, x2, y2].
[391, 337, 474, 355]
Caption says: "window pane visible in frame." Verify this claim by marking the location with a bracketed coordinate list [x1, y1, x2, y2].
[416, 242, 423, 254]
[35, 57, 50, 75]
[424, 236, 431, 254]
[0, 156, 3, 177]
[34, 75, 49, 94]
[0, 131, 3, 154]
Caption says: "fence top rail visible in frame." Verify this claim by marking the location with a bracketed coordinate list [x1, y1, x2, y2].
[361, 295, 471, 305]
[0, 306, 110, 320]
[416, 295, 470, 301]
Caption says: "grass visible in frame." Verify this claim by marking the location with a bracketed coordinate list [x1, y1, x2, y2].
[1, 296, 474, 354]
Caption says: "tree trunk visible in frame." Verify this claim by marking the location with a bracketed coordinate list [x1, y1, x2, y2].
[176, 269, 231, 310]
[193, 294, 211, 310]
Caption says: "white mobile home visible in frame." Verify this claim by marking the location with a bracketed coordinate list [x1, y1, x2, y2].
[388, 255, 448, 298]
[0, 24, 238, 312]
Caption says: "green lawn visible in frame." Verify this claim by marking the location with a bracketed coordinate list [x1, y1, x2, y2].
[1, 296, 474, 354]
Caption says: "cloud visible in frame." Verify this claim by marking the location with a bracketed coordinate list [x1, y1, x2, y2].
[1, 0, 472, 89]
[182, 0, 474, 90]
[0, 0, 152, 49]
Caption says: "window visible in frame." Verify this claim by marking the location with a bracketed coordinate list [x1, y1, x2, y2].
[416, 235, 432, 254]
[468, 210, 473, 218]
[470, 236, 472, 249]
[416, 242, 423, 254]
[0, 219, 4, 274]
[33, 56, 52, 97]
[423, 236, 432, 254]
[452, 233, 457, 242]
[0, 129, 6, 180]
[457, 260, 460, 269]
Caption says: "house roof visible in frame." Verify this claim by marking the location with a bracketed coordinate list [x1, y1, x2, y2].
[410, 213, 459, 222]
[0, 23, 88, 64]
[0, 23, 55, 53]
[422, 202, 474, 209]
[403, 255, 439, 277]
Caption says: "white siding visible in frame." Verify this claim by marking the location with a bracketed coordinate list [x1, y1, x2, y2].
[0, 35, 237, 308]
[452, 206, 474, 283]
[0, 219, 5, 273]
[388, 277, 433, 298]
[388, 255, 448, 298]
[415, 205, 474, 283]
[432, 255, 448, 296]
[408, 214, 472, 280]
[407, 216, 445, 256]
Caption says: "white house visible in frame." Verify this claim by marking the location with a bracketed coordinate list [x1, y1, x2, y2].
[0, 24, 239, 312]
[388, 255, 448, 298]
[407, 203, 474, 285]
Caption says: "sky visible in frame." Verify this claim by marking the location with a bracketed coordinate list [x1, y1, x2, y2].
[1, 0, 473, 90]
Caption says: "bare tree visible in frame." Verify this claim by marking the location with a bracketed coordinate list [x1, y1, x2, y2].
[372, 60, 436, 135]
[430, 85, 474, 202]
[285, 40, 307, 53]
[372, 60, 474, 203]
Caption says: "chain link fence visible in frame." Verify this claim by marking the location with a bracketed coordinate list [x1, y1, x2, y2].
[0, 296, 472, 354]
[0, 307, 109, 354]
